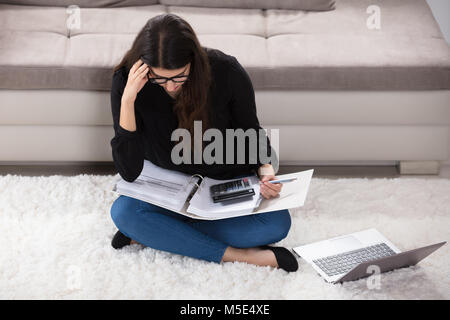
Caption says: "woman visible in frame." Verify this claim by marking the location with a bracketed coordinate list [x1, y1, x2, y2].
[109, 13, 298, 272]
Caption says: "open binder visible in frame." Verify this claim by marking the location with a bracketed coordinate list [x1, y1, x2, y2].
[112, 160, 314, 220]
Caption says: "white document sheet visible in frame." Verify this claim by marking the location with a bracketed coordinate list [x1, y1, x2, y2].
[114, 160, 197, 212]
[252, 169, 314, 214]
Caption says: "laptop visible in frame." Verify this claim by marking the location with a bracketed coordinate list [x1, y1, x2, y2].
[292, 228, 446, 284]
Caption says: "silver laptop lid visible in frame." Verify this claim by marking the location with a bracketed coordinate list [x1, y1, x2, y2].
[335, 241, 446, 283]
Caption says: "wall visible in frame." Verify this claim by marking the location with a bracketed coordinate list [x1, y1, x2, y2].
[426, 0, 450, 167]
[426, 0, 450, 44]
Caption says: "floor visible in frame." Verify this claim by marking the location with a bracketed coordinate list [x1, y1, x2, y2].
[2, 163, 449, 299]
[0, 163, 449, 179]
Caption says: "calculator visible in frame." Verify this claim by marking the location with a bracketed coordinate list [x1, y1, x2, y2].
[210, 178, 255, 203]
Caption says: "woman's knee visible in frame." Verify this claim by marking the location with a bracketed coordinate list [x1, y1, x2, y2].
[110, 195, 141, 231]
[261, 209, 292, 243]
[227, 210, 292, 247]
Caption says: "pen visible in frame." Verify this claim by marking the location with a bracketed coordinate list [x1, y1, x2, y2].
[259, 177, 297, 184]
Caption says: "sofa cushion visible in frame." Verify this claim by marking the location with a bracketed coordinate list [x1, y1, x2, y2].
[0, 0, 335, 10]
[0, 1, 158, 7]
[0, 4, 67, 35]
[169, 6, 266, 36]
[0, 0, 449, 90]
[160, 0, 336, 11]
[68, 5, 166, 36]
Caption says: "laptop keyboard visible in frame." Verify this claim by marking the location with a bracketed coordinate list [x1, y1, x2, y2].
[313, 243, 396, 277]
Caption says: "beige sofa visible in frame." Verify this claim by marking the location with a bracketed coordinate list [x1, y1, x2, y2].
[1, 0, 449, 174]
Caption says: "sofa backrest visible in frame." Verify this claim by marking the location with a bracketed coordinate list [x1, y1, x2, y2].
[0, 0, 158, 7]
[0, 0, 336, 11]
[159, 1, 336, 10]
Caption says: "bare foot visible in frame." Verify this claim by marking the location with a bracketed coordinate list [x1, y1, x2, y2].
[222, 247, 278, 268]
[247, 248, 278, 268]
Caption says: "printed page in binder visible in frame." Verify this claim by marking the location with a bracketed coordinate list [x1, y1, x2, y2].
[114, 160, 200, 212]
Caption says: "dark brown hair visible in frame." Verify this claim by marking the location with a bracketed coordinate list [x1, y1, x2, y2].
[113, 13, 212, 153]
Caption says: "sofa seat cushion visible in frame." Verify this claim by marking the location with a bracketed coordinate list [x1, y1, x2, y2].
[0, 0, 449, 90]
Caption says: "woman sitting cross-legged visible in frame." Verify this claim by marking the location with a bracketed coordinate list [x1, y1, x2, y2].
[109, 13, 298, 272]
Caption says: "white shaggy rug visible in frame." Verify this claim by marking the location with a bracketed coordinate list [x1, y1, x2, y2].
[0, 173, 449, 300]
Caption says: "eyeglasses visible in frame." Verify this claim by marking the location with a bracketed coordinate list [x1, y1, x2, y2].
[147, 65, 189, 84]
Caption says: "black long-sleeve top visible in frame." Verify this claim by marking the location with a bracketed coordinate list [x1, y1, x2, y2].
[110, 47, 275, 182]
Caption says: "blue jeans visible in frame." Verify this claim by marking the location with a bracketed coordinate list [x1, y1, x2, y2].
[110, 177, 291, 263]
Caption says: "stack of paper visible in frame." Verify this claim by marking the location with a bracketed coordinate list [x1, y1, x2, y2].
[113, 160, 314, 221]
[114, 160, 197, 212]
